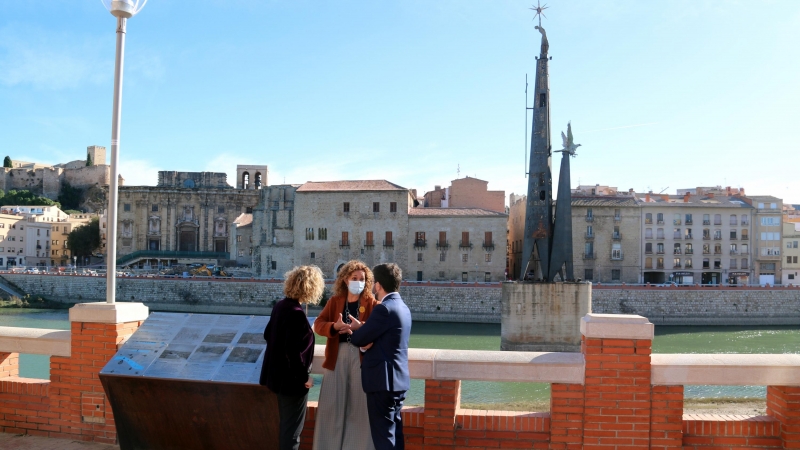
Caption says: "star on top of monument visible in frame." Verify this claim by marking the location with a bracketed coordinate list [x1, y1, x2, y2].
[529, 1, 548, 27]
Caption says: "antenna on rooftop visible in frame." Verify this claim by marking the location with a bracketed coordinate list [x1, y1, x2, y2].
[658, 186, 669, 194]
[457, 164, 460, 178]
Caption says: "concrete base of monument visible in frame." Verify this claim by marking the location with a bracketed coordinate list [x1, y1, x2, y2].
[500, 281, 592, 352]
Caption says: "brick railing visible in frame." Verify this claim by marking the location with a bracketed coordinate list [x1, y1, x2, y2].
[2, 311, 800, 449]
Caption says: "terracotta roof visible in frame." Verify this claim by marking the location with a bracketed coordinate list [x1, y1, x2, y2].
[296, 180, 407, 192]
[233, 213, 253, 227]
[571, 196, 639, 207]
[408, 207, 507, 217]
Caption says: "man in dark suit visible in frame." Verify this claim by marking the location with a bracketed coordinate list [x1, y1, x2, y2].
[349, 263, 411, 450]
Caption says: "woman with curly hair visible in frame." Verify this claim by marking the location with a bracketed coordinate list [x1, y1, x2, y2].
[312, 260, 378, 450]
[261, 265, 325, 450]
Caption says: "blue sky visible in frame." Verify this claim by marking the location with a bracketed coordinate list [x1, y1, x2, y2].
[1, 1, 799, 204]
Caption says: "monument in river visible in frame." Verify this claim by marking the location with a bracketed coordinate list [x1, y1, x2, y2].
[501, 3, 591, 352]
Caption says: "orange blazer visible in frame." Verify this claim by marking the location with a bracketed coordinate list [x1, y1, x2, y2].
[313, 293, 378, 371]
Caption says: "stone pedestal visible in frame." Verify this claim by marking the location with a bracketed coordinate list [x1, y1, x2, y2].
[500, 282, 591, 352]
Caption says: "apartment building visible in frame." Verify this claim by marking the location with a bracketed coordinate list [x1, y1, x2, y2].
[749, 196, 784, 284]
[782, 221, 800, 285]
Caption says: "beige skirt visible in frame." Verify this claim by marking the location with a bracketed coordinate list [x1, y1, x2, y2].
[312, 342, 375, 450]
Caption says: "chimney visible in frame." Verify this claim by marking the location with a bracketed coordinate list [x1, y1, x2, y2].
[708, 193, 714, 198]
[683, 192, 690, 203]
[645, 193, 651, 202]
[726, 186, 732, 195]
[661, 194, 669, 201]
[740, 187, 746, 196]
[435, 185, 441, 191]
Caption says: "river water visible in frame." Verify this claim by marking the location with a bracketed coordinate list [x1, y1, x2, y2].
[2, 309, 797, 407]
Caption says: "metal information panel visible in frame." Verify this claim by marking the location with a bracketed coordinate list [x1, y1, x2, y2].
[101, 312, 273, 384]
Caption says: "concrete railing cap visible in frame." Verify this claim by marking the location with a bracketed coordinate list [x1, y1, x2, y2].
[0, 326, 70, 356]
[69, 302, 149, 324]
[581, 313, 654, 340]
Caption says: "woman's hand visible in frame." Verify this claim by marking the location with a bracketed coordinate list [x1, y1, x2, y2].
[348, 316, 363, 331]
[305, 378, 314, 389]
[333, 313, 351, 333]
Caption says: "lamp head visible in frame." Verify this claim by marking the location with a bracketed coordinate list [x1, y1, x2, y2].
[102, 0, 147, 19]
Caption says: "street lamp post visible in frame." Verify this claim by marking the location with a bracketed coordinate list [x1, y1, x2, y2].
[101, 0, 147, 304]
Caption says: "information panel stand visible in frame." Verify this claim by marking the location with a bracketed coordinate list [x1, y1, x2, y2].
[99, 312, 279, 449]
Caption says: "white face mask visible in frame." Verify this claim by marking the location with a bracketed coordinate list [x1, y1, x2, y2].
[348, 280, 365, 295]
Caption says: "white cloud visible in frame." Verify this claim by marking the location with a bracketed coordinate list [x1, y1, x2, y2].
[119, 158, 162, 186]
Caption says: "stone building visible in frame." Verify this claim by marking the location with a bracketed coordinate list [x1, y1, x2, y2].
[507, 193, 527, 279]
[423, 176, 505, 213]
[407, 208, 507, 282]
[783, 221, 800, 285]
[750, 195, 784, 285]
[1, 146, 113, 203]
[230, 213, 253, 266]
[638, 189, 753, 285]
[236, 165, 268, 190]
[114, 170, 261, 267]
[252, 179, 508, 281]
[572, 194, 641, 284]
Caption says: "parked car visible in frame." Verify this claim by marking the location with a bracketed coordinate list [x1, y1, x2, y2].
[25, 267, 40, 274]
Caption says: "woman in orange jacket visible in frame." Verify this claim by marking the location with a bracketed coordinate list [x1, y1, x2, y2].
[312, 260, 377, 450]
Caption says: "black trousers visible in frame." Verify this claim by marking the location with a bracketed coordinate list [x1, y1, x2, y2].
[366, 390, 406, 450]
[277, 392, 308, 450]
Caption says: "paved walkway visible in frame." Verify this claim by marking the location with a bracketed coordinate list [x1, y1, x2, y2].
[0, 433, 119, 449]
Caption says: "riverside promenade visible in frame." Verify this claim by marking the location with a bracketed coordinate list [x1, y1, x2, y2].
[0, 303, 800, 449]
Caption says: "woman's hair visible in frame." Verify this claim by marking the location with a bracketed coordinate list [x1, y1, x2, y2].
[283, 265, 325, 305]
[333, 260, 375, 299]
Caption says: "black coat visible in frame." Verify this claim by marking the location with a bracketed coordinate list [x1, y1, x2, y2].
[259, 298, 315, 396]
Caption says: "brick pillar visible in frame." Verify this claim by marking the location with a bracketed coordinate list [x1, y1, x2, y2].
[767, 386, 800, 449]
[580, 313, 654, 450]
[0, 352, 19, 378]
[423, 379, 460, 449]
[549, 383, 585, 450]
[49, 302, 148, 443]
[649, 385, 683, 450]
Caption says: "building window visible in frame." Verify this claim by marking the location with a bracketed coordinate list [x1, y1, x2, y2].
[645, 213, 652, 224]
[305, 228, 314, 240]
[657, 243, 664, 254]
[741, 215, 749, 225]
[341, 232, 349, 247]
[343, 202, 350, 213]
[271, 261, 277, 270]
[462, 272, 468, 282]
[585, 242, 594, 258]
[485, 253, 491, 263]
[485, 272, 491, 282]
[611, 269, 620, 281]
[586, 208, 593, 220]
[417, 253, 423, 261]
[645, 228, 652, 239]
[238, 250, 244, 257]
[657, 213, 664, 224]
[236, 235, 242, 242]
[714, 214, 722, 225]
[685, 258, 693, 268]
[584, 269, 593, 281]
[390, 202, 397, 213]
[310, 252, 315, 259]
[588, 225, 595, 237]
[439, 271, 445, 278]
[673, 214, 681, 225]
[384, 231, 393, 247]
[685, 228, 693, 239]
[612, 243, 622, 260]
[152, 204, 158, 212]
[686, 243, 693, 254]
[730, 230, 737, 240]
[673, 243, 681, 254]
[645, 243, 653, 254]
[440, 252, 446, 262]
[366, 231, 374, 246]
[318, 228, 327, 240]
[645, 257, 652, 269]
[685, 214, 693, 224]
[657, 228, 664, 239]
[373, 202, 380, 213]
[123, 203, 131, 212]
[460, 231, 470, 248]
[218, 206, 225, 214]
[703, 258, 710, 269]
[415, 232, 426, 247]
[462, 253, 468, 263]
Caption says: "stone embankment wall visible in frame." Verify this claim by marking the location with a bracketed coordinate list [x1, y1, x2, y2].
[4, 274, 800, 325]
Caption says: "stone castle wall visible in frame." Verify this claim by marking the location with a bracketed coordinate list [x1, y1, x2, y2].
[0, 165, 111, 200]
[3, 274, 800, 324]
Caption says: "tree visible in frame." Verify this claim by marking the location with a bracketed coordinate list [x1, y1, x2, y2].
[57, 182, 84, 211]
[0, 190, 59, 208]
[67, 218, 101, 259]
[86, 152, 93, 166]
[3, 156, 11, 168]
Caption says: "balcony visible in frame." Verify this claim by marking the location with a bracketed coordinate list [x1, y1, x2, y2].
[703, 235, 710, 240]
[414, 239, 427, 249]
[611, 252, 623, 261]
[645, 249, 653, 254]
[759, 254, 781, 260]
[673, 250, 682, 255]
[586, 232, 594, 239]
[703, 220, 711, 225]
[339, 240, 350, 248]
[685, 234, 694, 240]
[730, 263, 738, 269]
[730, 221, 738, 226]
[742, 235, 749, 240]
[656, 263, 665, 269]
[714, 250, 722, 255]
[657, 220, 665, 225]
[459, 240, 473, 250]
[364, 241, 375, 248]
[673, 220, 681, 225]
[383, 240, 394, 248]
[436, 239, 449, 250]
[714, 221, 722, 226]
[585, 216, 594, 222]
[583, 252, 595, 260]
[686, 249, 694, 254]
[645, 219, 653, 225]
[714, 236, 722, 240]
[673, 263, 682, 269]
[685, 264, 694, 269]
[673, 234, 682, 240]
[656, 249, 665, 255]
[612, 233, 621, 240]
[482, 240, 495, 251]
[730, 250, 738, 255]
[686, 219, 693, 225]
[645, 235, 653, 240]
